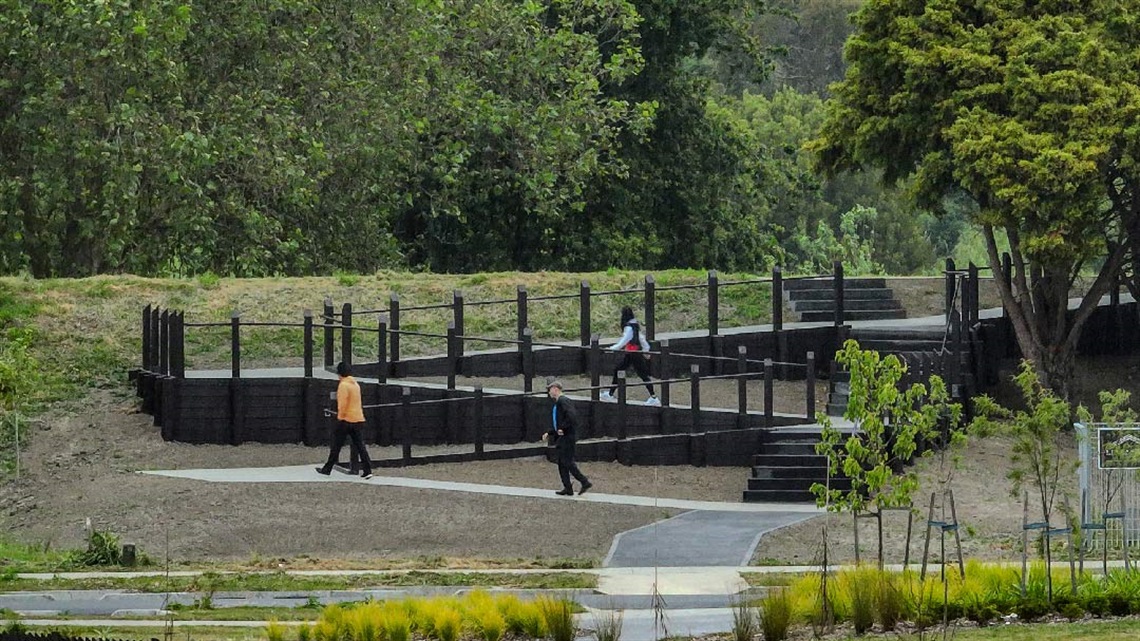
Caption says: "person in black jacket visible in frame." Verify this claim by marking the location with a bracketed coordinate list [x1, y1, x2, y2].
[545, 379, 592, 496]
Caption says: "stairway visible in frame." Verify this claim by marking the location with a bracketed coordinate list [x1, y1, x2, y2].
[743, 431, 850, 503]
[824, 327, 957, 417]
[785, 277, 906, 322]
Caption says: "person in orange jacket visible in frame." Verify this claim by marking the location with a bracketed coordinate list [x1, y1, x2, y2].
[316, 361, 374, 479]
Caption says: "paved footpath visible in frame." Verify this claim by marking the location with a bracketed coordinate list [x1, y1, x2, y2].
[143, 465, 820, 574]
[0, 466, 824, 639]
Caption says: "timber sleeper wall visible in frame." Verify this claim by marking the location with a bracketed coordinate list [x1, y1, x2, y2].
[138, 372, 806, 449]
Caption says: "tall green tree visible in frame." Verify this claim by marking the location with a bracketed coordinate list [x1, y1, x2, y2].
[0, 0, 651, 276]
[811, 0, 1140, 397]
[564, 0, 781, 272]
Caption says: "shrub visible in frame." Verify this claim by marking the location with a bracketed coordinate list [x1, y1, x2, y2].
[67, 528, 123, 566]
[433, 607, 463, 641]
[350, 602, 383, 641]
[1109, 594, 1131, 617]
[538, 596, 577, 641]
[591, 607, 623, 641]
[296, 623, 312, 641]
[471, 604, 506, 641]
[730, 596, 758, 641]
[502, 597, 546, 638]
[1015, 598, 1049, 621]
[759, 588, 793, 641]
[964, 597, 999, 626]
[1060, 602, 1085, 622]
[264, 619, 286, 641]
[383, 606, 412, 641]
[875, 574, 904, 631]
[1082, 594, 1110, 617]
[849, 570, 876, 635]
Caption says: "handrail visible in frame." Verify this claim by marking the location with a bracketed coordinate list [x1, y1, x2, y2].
[360, 370, 788, 410]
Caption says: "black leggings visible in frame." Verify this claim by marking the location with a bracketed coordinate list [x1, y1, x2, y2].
[609, 352, 655, 396]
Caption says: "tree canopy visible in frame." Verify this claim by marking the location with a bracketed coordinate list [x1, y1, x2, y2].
[811, 0, 1140, 396]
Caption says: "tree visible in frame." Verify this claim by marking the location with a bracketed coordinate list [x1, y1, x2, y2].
[970, 361, 1078, 600]
[812, 339, 963, 566]
[810, 0, 1140, 398]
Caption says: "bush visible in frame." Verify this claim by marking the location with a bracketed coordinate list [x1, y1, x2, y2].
[1060, 602, 1085, 622]
[471, 604, 506, 641]
[1082, 594, 1110, 617]
[67, 528, 123, 567]
[383, 606, 412, 641]
[591, 607, 623, 641]
[1015, 598, 1050, 621]
[964, 599, 999, 626]
[759, 588, 793, 641]
[503, 597, 546, 639]
[264, 619, 286, 641]
[538, 596, 577, 641]
[849, 572, 875, 635]
[730, 596, 758, 641]
[874, 574, 904, 631]
[433, 607, 463, 641]
[1109, 594, 1131, 617]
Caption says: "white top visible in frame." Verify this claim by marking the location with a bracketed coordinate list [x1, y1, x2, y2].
[609, 321, 651, 351]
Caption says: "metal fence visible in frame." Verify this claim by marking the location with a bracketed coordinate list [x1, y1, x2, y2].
[1077, 422, 1140, 550]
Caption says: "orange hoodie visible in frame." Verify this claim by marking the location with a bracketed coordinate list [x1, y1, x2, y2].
[337, 376, 365, 423]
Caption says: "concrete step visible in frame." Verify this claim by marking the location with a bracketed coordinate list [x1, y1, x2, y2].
[826, 403, 848, 417]
[742, 489, 819, 503]
[784, 278, 887, 291]
[747, 477, 851, 491]
[786, 288, 896, 301]
[830, 382, 849, 395]
[792, 299, 904, 312]
[800, 309, 908, 322]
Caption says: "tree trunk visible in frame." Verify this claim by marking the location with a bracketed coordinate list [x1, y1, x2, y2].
[983, 225, 1127, 400]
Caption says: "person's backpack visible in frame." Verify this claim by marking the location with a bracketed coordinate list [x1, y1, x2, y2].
[624, 320, 642, 351]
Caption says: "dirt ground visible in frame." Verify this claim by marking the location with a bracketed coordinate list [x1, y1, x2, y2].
[2, 347, 1135, 568]
[0, 386, 757, 566]
[754, 353, 1140, 566]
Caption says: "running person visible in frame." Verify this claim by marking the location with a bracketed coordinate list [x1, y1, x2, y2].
[601, 306, 659, 405]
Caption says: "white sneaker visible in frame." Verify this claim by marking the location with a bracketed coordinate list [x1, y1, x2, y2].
[645, 396, 661, 407]
[599, 391, 616, 402]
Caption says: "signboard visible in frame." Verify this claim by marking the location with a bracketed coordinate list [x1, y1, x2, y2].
[1098, 426, 1140, 469]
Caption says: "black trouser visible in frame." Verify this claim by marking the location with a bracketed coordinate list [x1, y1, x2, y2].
[556, 441, 588, 490]
[610, 352, 655, 395]
[321, 420, 373, 476]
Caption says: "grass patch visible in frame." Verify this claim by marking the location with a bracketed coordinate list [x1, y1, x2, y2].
[0, 570, 597, 592]
[740, 572, 804, 587]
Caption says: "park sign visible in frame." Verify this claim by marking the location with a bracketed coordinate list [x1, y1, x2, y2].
[1098, 426, 1140, 470]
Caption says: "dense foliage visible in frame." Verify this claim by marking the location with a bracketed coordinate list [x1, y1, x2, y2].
[811, 0, 1140, 395]
[0, 0, 953, 277]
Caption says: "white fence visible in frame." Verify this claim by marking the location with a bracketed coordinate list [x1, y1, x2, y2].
[1077, 422, 1140, 551]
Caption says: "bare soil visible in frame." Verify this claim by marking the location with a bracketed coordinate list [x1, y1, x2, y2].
[0, 387, 758, 566]
[754, 353, 1140, 566]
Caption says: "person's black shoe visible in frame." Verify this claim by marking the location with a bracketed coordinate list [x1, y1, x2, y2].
[361, 473, 374, 480]
[315, 467, 331, 476]
[555, 488, 574, 496]
[579, 481, 593, 495]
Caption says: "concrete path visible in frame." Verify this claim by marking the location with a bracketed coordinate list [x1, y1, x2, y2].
[140, 465, 823, 515]
[602, 510, 812, 568]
